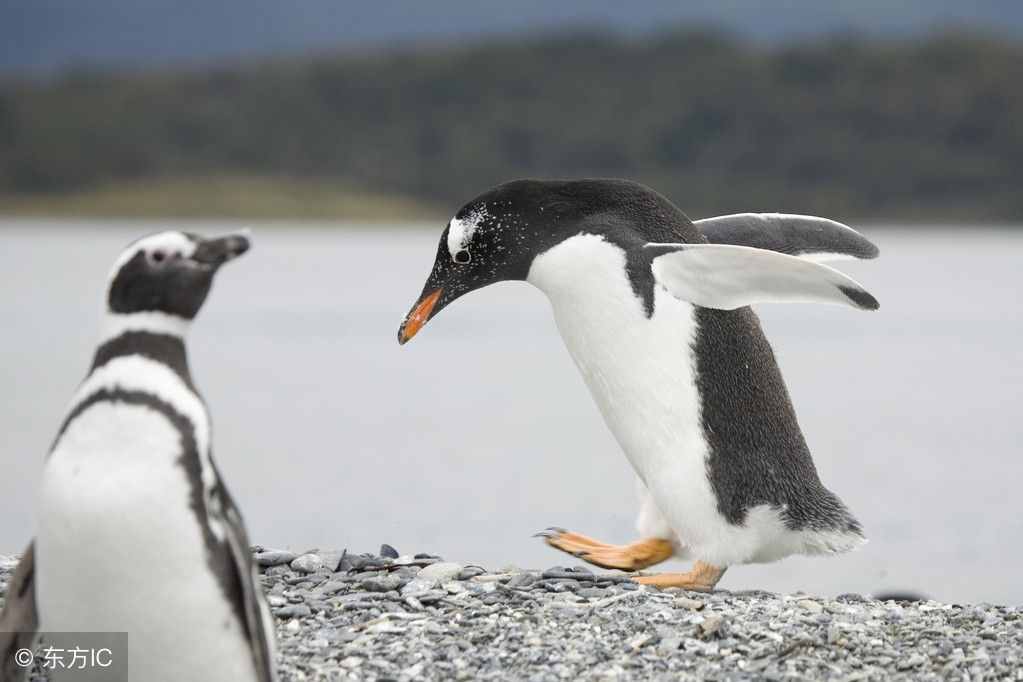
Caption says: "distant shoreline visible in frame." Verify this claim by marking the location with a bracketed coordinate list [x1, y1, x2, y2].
[0, 176, 444, 222]
[1, 177, 1021, 227]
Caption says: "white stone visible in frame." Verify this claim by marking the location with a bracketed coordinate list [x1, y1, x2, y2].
[415, 561, 463, 583]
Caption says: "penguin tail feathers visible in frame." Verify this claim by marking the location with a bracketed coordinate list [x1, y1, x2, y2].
[800, 527, 868, 556]
[785, 492, 867, 557]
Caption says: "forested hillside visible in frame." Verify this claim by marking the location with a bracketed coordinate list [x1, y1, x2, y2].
[1, 29, 1020, 220]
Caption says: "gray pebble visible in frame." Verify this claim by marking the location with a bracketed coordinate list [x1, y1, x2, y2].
[674, 597, 705, 611]
[246, 546, 1021, 682]
[457, 565, 487, 580]
[657, 636, 684, 656]
[275, 604, 311, 619]
[700, 614, 725, 636]
[254, 550, 297, 567]
[289, 553, 324, 573]
[506, 573, 538, 589]
[542, 567, 595, 581]
[361, 575, 405, 592]
[416, 561, 464, 584]
[797, 599, 824, 614]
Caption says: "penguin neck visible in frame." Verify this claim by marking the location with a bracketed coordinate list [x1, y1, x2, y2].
[93, 311, 194, 387]
[527, 234, 639, 314]
[100, 310, 192, 344]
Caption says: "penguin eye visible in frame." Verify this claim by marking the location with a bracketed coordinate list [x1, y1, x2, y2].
[148, 250, 167, 266]
[453, 249, 471, 264]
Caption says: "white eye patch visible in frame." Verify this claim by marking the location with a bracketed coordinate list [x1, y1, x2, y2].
[446, 206, 489, 262]
[109, 232, 196, 281]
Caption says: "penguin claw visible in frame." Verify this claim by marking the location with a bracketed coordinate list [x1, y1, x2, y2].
[533, 527, 567, 539]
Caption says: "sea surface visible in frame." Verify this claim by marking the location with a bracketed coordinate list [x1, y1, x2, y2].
[1, 220, 1021, 604]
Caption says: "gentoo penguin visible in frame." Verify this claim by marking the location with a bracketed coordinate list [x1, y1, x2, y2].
[0, 231, 276, 681]
[398, 179, 879, 591]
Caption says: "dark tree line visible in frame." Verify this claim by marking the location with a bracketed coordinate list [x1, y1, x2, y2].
[1, 28, 1021, 219]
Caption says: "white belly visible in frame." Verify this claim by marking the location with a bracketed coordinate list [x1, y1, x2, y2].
[529, 235, 796, 566]
[36, 402, 258, 681]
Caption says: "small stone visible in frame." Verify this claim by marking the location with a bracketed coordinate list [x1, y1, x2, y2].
[701, 614, 725, 636]
[401, 578, 435, 597]
[416, 562, 464, 584]
[254, 550, 296, 567]
[506, 573, 538, 589]
[291, 553, 324, 573]
[797, 599, 824, 614]
[542, 567, 595, 581]
[417, 590, 447, 605]
[403, 662, 425, 677]
[379, 544, 399, 559]
[337, 553, 377, 572]
[334, 551, 356, 572]
[627, 633, 655, 651]
[897, 653, 926, 670]
[457, 565, 487, 580]
[472, 573, 514, 584]
[542, 580, 577, 593]
[361, 575, 404, 592]
[264, 565, 292, 578]
[674, 597, 705, 611]
[267, 595, 287, 607]
[275, 604, 311, 619]
[657, 636, 684, 656]
[320, 580, 349, 595]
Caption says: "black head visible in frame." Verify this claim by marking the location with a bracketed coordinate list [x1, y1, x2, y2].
[107, 230, 251, 319]
[398, 178, 697, 343]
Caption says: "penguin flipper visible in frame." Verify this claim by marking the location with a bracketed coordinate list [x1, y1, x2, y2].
[647, 242, 879, 311]
[215, 487, 279, 682]
[695, 213, 879, 262]
[1, 542, 40, 682]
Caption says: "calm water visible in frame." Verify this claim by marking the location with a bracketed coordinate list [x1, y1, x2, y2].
[1, 220, 1021, 604]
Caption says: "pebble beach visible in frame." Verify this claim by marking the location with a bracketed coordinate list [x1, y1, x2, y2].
[3, 547, 1022, 681]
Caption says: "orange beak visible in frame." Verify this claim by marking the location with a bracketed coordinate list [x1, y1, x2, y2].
[398, 288, 443, 345]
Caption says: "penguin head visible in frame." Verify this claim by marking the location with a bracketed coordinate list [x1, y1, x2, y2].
[106, 230, 250, 321]
[398, 178, 691, 343]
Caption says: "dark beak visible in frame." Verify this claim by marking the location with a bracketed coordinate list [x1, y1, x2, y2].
[398, 288, 443, 345]
[192, 230, 252, 267]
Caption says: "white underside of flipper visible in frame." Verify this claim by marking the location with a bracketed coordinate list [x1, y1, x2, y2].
[648, 242, 878, 311]
[528, 234, 862, 566]
[36, 402, 259, 682]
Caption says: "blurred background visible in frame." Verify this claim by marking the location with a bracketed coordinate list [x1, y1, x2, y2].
[1, 2, 1021, 603]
